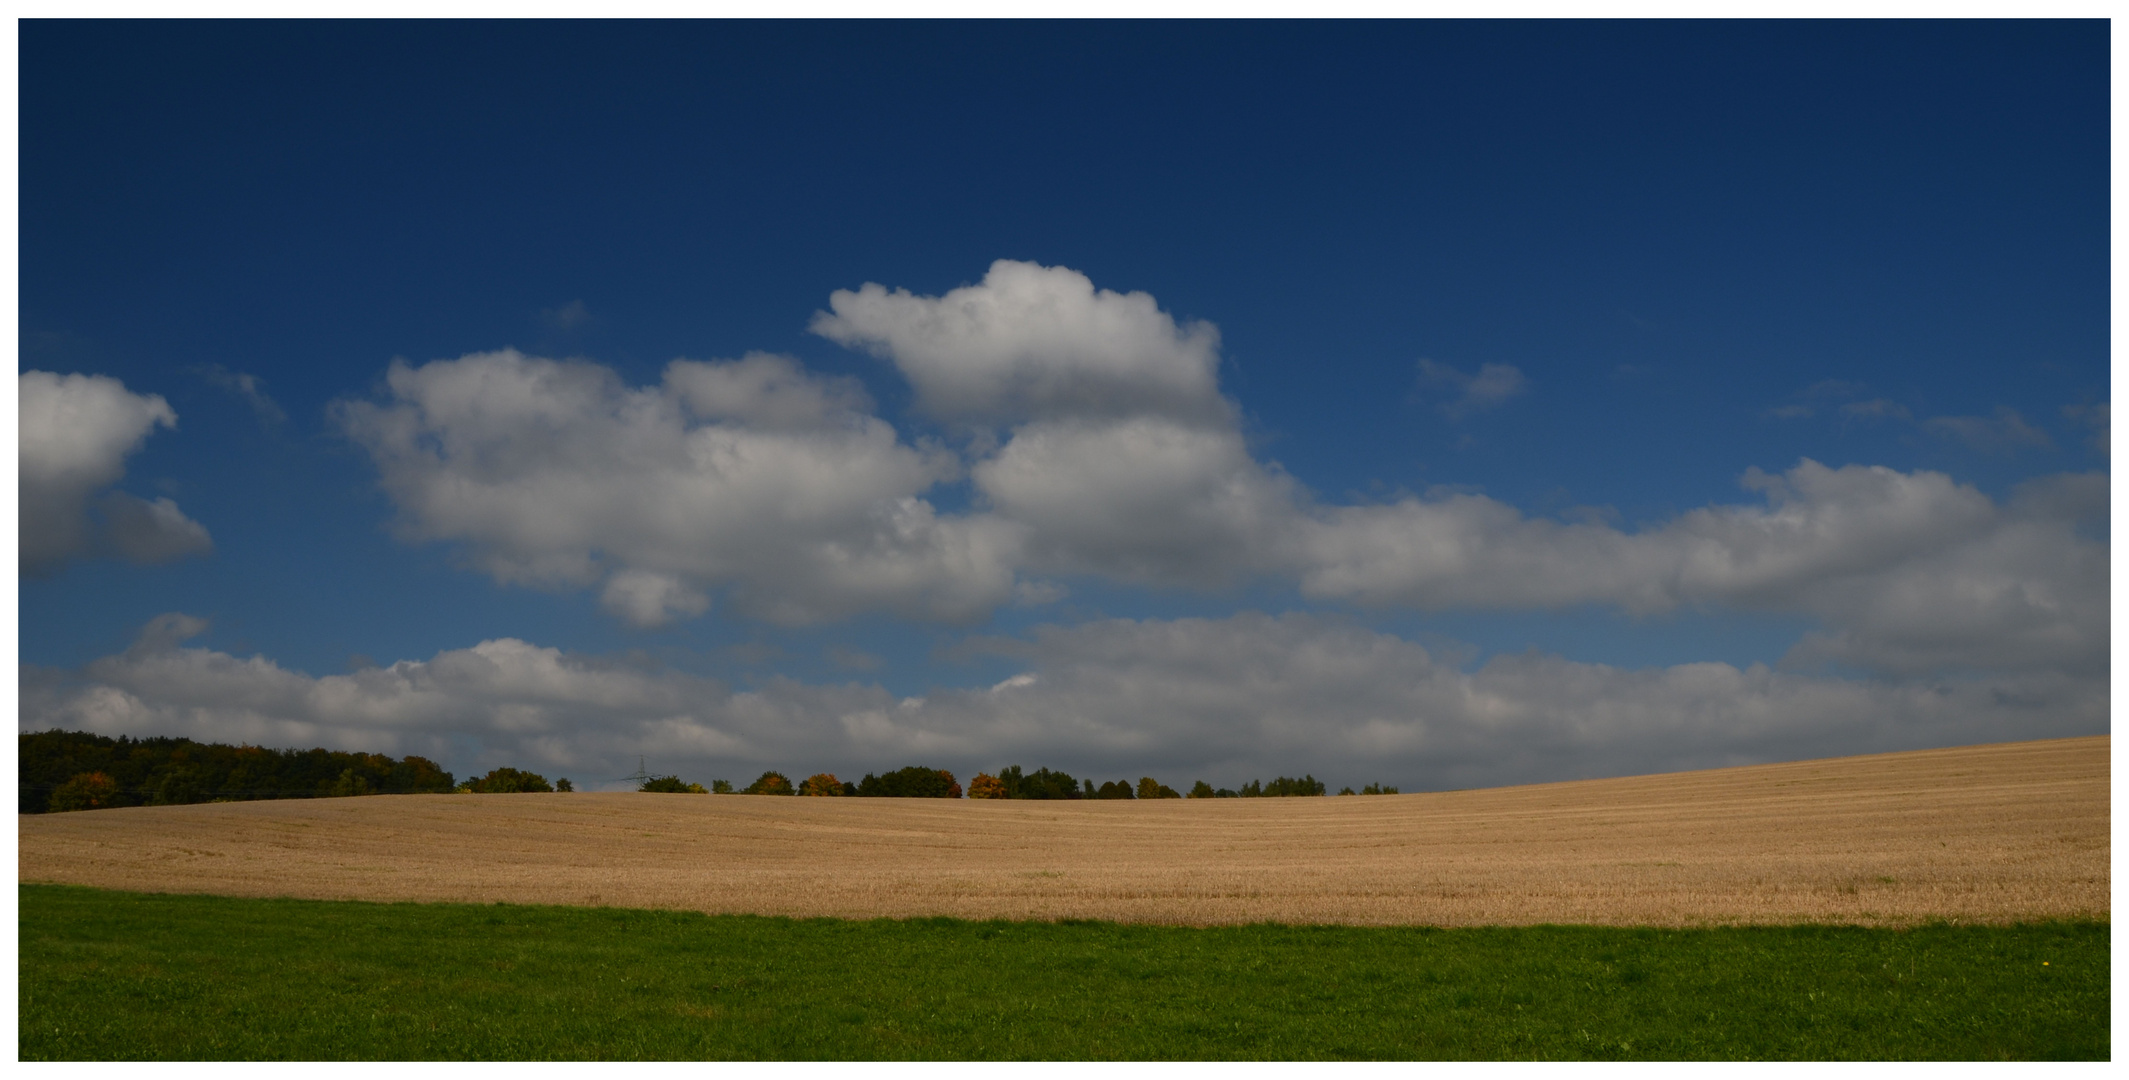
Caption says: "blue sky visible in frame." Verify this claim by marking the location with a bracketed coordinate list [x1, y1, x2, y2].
[16, 20, 2108, 792]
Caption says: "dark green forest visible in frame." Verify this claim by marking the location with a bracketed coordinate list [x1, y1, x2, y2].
[18, 729, 456, 813]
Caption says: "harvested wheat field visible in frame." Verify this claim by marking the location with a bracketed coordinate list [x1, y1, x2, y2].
[19, 735, 2108, 927]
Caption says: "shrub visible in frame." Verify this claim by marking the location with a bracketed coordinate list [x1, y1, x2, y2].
[1138, 777, 1181, 799]
[741, 772, 795, 796]
[1360, 782, 1400, 795]
[1095, 780, 1134, 800]
[798, 773, 846, 797]
[641, 776, 708, 793]
[855, 766, 958, 798]
[711, 779, 734, 794]
[468, 767, 554, 793]
[967, 773, 1009, 800]
[48, 771, 121, 812]
[1337, 786, 1356, 796]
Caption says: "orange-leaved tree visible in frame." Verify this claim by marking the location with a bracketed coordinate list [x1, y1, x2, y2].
[799, 773, 846, 796]
[742, 771, 795, 795]
[967, 772, 1008, 799]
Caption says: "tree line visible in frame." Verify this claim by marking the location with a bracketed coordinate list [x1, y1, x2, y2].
[661, 765, 1398, 799]
[19, 729, 459, 813]
[21, 729, 1397, 814]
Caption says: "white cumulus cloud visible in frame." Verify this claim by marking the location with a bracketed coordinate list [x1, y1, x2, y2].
[811, 259, 1230, 428]
[972, 417, 1299, 584]
[1297, 461, 2105, 677]
[335, 349, 1025, 626]
[814, 260, 1296, 585]
[332, 265, 2105, 688]
[19, 370, 213, 575]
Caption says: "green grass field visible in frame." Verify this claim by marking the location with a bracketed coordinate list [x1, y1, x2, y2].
[18, 885, 2107, 1060]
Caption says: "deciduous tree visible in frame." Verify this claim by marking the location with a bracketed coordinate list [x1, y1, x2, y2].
[641, 775, 708, 793]
[1138, 777, 1181, 799]
[855, 766, 958, 798]
[741, 771, 795, 795]
[48, 771, 119, 812]
[468, 767, 554, 793]
[799, 773, 846, 796]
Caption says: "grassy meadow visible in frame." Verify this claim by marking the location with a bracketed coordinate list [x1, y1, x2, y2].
[19, 884, 2108, 1060]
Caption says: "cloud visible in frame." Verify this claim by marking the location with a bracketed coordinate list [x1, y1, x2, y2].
[1297, 460, 1994, 611]
[810, 259, 1230, 428]
[21, 613, 917, 785]
[334, 349, 1024, 626]
[1778, 472, 2108, 676]
[19, 371, 213, 575]
[1297, 460, 2105, 678]
[1416, 359, 1528, 418]
[826, 646, 883, 672]
[971, 416, 1298, 584]
[917, 612, 2103, 789]
[1924, 406, 2054, 453]
[100, 493, 216, 564]
[24, 612, 2104, 794]
[194, 364, 287, 426]
[1774, 383, 2070, 456]
[336, 265, 2104, 687]
[813, 260, 1296, 586]
[540, 299, 592, 330]
[599, 570, 711, 628]
[2062, 401, 2108, 457]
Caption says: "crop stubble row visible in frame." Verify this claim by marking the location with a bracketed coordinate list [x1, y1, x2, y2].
[17, 736, 2108, 926]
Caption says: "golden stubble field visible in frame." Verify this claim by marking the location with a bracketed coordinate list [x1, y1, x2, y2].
[18, 736, 2109, 927]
